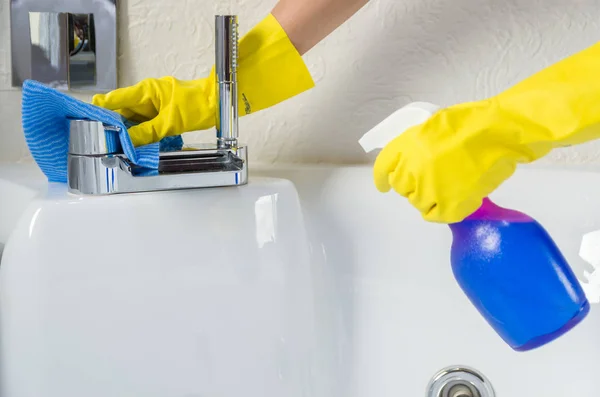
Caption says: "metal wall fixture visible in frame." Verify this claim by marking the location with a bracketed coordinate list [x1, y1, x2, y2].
[426, 366, 496, 397]
[10, 0, 117, 92]
[67, 15, 248, 195]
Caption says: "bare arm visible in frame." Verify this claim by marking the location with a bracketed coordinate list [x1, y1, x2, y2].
[272, 0, 369, 55]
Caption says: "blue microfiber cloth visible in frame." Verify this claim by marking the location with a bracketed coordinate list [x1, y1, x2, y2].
[21, 79, 184, 183]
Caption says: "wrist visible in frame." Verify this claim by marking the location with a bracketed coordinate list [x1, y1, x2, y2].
[271, 8, 305, 55]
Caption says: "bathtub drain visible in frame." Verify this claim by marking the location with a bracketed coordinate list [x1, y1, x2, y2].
[426, 366, 495, 397]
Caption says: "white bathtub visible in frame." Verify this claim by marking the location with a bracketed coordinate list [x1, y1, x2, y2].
[0, 162, 598, 396]
[256, 164, 600, 397]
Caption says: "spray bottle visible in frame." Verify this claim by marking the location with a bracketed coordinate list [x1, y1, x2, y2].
[359, 102, 590, 351]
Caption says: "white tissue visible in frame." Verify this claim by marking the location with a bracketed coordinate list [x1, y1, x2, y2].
[358, 101, 440, 153]
[579, 230, 600, 303]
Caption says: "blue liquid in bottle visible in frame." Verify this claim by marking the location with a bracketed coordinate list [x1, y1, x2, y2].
[449, 198, 589, 351]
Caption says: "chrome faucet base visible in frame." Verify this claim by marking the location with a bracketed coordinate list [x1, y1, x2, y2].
[67, 127, 248, 195]
[68, 149, 248, 195]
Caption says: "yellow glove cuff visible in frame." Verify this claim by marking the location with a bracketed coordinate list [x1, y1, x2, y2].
[237, 13, 315, 115]
[492, 41, 600, 151]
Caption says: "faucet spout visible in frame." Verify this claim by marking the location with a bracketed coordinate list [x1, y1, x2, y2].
[215, 15, 239, 149]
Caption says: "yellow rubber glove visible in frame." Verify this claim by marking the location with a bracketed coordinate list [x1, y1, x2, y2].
[374, 41, 600, 223]
[92, 14, 314, 147]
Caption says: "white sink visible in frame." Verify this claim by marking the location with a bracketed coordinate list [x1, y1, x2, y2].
[0, 163, 315, 397]
[1, 162, 599, 397]
[0, 164, 46, 256]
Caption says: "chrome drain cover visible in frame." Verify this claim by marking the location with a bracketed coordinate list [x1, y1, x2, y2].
[426, 366, 495, 397]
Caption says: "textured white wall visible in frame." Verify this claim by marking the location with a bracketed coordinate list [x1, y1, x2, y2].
[2, 0, 600, 164]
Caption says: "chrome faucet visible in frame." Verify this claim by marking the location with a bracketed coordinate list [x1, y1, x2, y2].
[67, 15, 248, 195]
[215, 15, 239, 149]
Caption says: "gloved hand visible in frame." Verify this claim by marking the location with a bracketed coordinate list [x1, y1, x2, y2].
[92, 14, 314, 147]
[374, 41, 600, 223]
